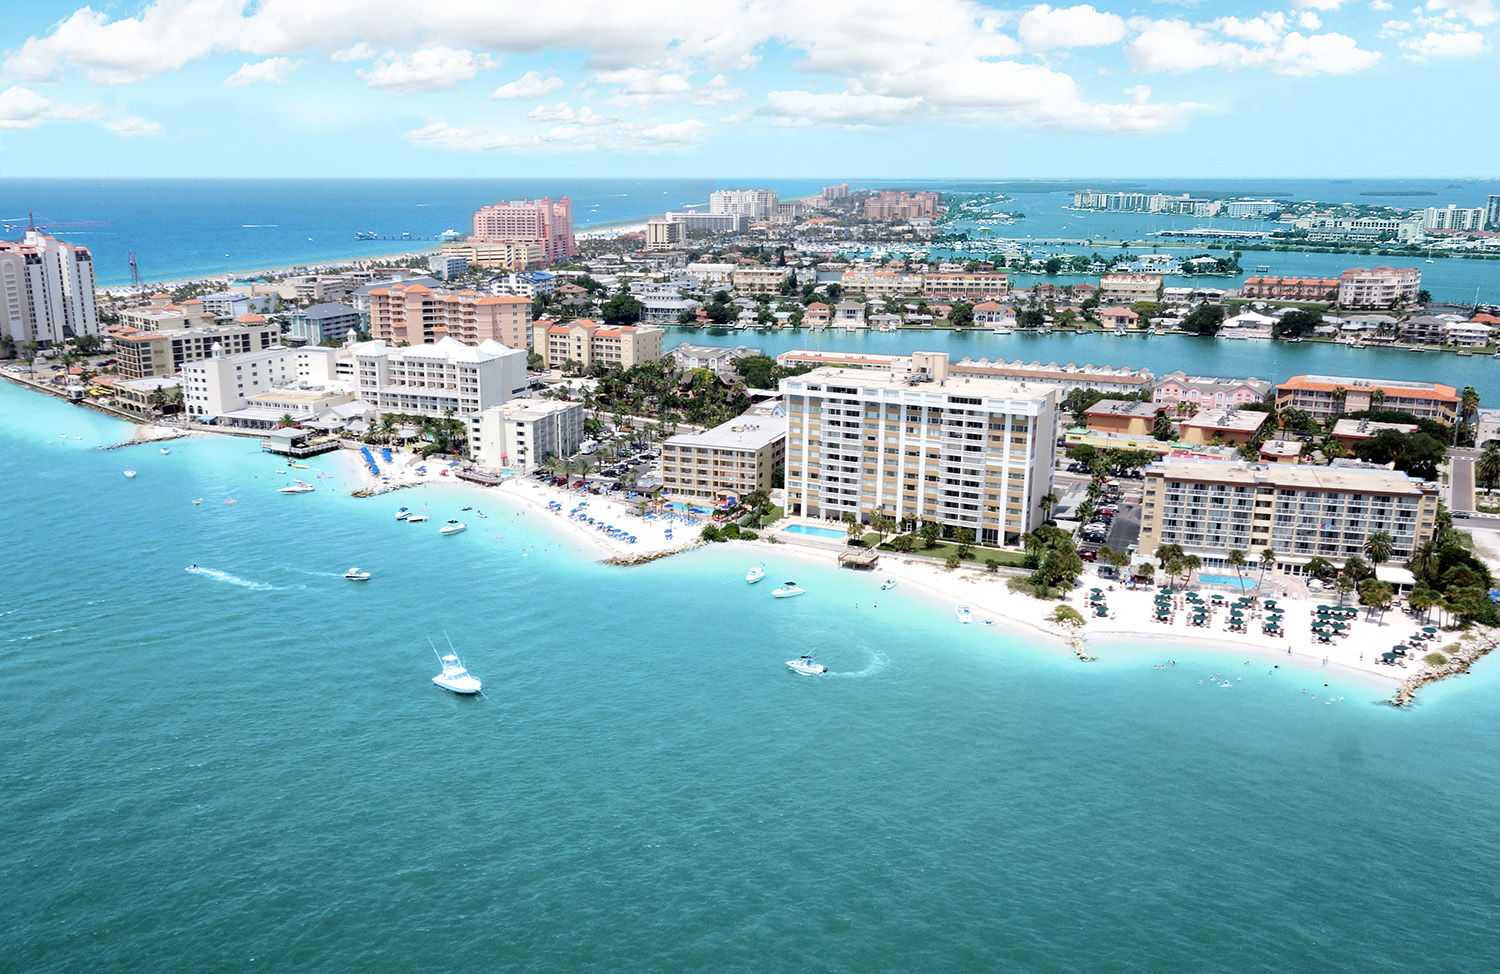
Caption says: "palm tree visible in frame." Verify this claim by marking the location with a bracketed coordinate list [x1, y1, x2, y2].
[1363, 530, 1393, 569]
[1257, 547, 1277, 589]
[1477, 444, 1500, 499]
[1041, 492, 1059, 521]
[1227, 549, 1247, 587]
[1406, 540, 1438, 585]
[1408, 585, 1440, 624]
[1455, 385, 1481, 445]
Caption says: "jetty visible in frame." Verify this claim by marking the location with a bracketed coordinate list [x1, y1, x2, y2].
[1391, 631, 1497, 707]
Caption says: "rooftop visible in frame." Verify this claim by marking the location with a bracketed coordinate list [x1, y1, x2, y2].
[1086, 399, 1165, 419]
[1182, 407, 1270, 434]
[1331, 418, 1420, 439]
[666, 413, 787, 451]
[1280, 375, 1458, 399]
[785, 366, 1055, 404]
[1147, 458, 1435, 494]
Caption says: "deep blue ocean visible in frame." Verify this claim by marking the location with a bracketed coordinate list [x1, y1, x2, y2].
[3, 378, 1500, 972]
[1, 177, 1496, 303]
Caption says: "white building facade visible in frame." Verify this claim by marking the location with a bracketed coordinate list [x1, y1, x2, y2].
[468, 397, 584, 471]
[350, 337, 526, 418]
[0, 230, 99, 345]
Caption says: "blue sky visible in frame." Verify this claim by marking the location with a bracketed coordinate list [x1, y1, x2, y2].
[0, 0, 1496, 178]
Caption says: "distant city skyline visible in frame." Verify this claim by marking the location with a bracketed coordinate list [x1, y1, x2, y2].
[1, 0, 1497, 178]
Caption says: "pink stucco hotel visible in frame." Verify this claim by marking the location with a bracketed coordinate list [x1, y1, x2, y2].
[471, 198, 578, 263]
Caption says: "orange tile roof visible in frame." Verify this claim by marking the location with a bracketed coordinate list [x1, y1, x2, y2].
[1278, 376, 1457, 400]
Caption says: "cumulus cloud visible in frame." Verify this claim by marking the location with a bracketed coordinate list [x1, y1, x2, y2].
[490, 70, 565, 99]
[1425, 0, 1500, 24]
[106, 116, 165, 137]
[1401, 27, 1489, 57]
[527, 102, 613, 125]
[1017, 5, 1127, 52]
[759, 90, 925, 126]
[0, 86, 56, 129]
[1126, 17, 1382, 75]
[1370, 0, 1393, 8]
[0, 84, 160, 136]
[224, 56, 302, 87]
[359, 48, 496, 93]
[1288, 0, 1347, 9]
[631, 119, 708, 144]
[5, 0, 242, 84]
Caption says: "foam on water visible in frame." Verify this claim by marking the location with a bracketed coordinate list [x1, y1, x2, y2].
[184, 565, 275, 590]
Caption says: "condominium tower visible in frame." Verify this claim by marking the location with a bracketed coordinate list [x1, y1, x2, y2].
[709, 189, 779, 222]
[781, 353, 1059, 545]
[471, 198, 577, 263]
[0, 230, 99, 345]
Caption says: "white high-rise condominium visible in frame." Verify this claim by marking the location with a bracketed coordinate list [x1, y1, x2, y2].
[708, 189, 779, 222]
[0, 230, 99, 346]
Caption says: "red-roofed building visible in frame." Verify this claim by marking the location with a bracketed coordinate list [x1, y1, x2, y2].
[537, 319, 663, 370]
[369, 283, 532, 348]
[1239, 276, 1339, 302]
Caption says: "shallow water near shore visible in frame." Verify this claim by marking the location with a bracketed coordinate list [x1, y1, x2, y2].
[3, 378, 1499, 973]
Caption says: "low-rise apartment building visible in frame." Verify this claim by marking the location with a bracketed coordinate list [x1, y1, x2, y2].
[467, 397, 584, 471]
[1138, 458, 1440, 570]
[1338, 266, 1421, 308]
[368, 283, 531, 349]
[781, 354, 1059, 545]
[1238, 276, 1338, 302]
[1153, 372, 1272, 412]
[923, 271, 1008, 301]
[1275, 375, 1459, 424]
[732, 265, 794, 295]
[776, 350, 1154, 396]
[438, 240, 545, 270]
[114, 317, 282, 380]
[661, 410, 787, 503]
[1178, 407, 1269, 446]
[1083, 399, 1167, 435]
[287, 302, 361, 344]
[840, 269, 924, 298]
[535, 319, 664, 370]
[1329, 418, 1419, 447]
[181, 344, 340, 422]
[1099, 273, 1163, 304]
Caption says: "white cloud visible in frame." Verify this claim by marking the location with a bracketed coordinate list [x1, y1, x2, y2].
[759, 90, 925, 126]
[1018, 5, 1127, 52]
[0, 86, 56, 129]
[1370, 0, 1393, 8]
[1126, 18, 1382, 75]
[359, 48, 496, 93]
[630, 119, 708, 145]
[1379, 19, 1413, 36]
[1401, 27, 1489, 56]
[330, 42, 377, 63]
[224, 56, 302, 87]
[490, 70, 565, 99]
[1288, 0, 1347, 9]
[5, 0, 242, 84]
[1425, 0, 1500, 24]
[527, 102, 613, 125]
[106, 116, 165, 137]
[0, 84, 160, 137]
[1296, 12, 1323, 29]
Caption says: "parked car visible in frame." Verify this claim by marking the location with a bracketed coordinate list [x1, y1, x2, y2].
[1079, 548, 1098, 562]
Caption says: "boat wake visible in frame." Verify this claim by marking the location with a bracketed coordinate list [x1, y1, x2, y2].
[185, 565, 275, 590]
[826, 650, 890, 679]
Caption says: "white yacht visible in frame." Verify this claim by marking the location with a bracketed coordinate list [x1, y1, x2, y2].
[123, 468, 137, 479]
[880, 578, 897, 591]
[440, 521, 467, 536]
[406, 514, 429, 523]
[278, 481, 315, 494]
[772, 581, 804, 599]
[432, 654, 482, 694]
[746, 566, 766, 584]
[160, 447, 171, 455]
[786, 655, 827, 676]
[956, 604, 973, 624]
[395, 508, 411, 521]
[345, 567, 371, 581]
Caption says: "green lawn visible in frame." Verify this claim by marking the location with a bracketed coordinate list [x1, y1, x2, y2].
[862, 534, 1029, 567]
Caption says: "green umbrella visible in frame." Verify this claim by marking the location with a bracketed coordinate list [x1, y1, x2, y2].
[1332, 621, 1349, 630]
[1421, 626, 1438, 634]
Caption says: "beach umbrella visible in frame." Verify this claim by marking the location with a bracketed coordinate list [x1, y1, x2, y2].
[1421, 626, 1438, 634]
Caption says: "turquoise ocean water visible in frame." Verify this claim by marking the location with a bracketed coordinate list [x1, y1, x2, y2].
[4, 378, 1500, 972]
[3, 177, 1497, 302]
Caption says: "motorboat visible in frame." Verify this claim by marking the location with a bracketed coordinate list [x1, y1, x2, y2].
[956, 604, 973, 624]
[981, 619, 997, 628]
[432, 654, 482, 694]
[345, 567, 371, 581]
[278, 482, 315, 493]
[786, 655, 827, 676]
[395, 507, 410, 520]
[160, 447, 170, 455]
[123, 468, 137, 479]
[440, 521, 467, 536]
[746, 566, 766, 584]
[880, 578, 897, 591]
[406, 514, 429, 523]
[772, 581, 804, 599]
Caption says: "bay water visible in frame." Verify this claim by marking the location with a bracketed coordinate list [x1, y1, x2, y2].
[3, 378, 1499, 972]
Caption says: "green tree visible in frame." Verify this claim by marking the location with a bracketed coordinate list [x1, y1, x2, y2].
[1358, 578, 1395, 624]
[1363, 530, 1394, 568]
[1227, 549, 1247, 586]
[919, 522, 942, 550]
[1152, 412, 1175, 442]
[1041, 492, 1059, 520]
[1477, 444, 1500, 497]
[1257, 547, 1277, 588]
[1183, 304, 1225, 336]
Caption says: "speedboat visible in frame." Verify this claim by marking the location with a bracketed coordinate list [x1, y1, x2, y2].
[406, 514, 429, 523]
[772, 581, 804, 599]
[746, 566, 766, 584]
[956, 605, 973, 624]
[159, 447, 170, 455]
[432, 654, 482, 694]
[440, 521, 467, 536]
[345, 567, 371, 580]
[786, 655, 827, 676]
[395, 507, 410, 521]
[123, 468, 137, 479]
[278, 482, 314, 493]
[880, 578, 897, 591]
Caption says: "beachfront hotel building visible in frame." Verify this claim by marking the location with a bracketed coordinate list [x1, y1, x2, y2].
[1138, 458, 1440, 570]
[645, 218, 686, 251]
[839, 269, 924, 298]
[1275, 375, 1459, 424]
[470, 198, 577, 263]
[1337, 267, 1421, 308]
[367, 283, 532, 349]
[438, 240, 545, 270]
[709, 189, 779, 222]
[535, 320, 664, 371]
[780, 353, 1060, 546]
[863, 191, 944, 221]
[661, 410, 788, 504]
[0, 230, 99, 346]
[181, 344, 341, 423]
[468, 397, 584, 472]
[114, 317, 282, 380]
[349, 337, 526, 419]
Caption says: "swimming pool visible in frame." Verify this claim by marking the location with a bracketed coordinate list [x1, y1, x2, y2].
[1198, 573, 1260, 590]
[783, 524, 847, 539]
